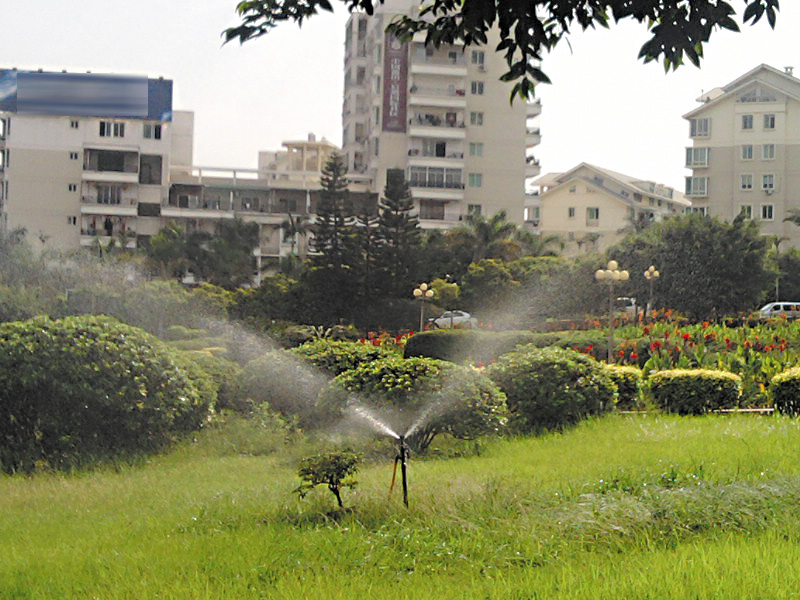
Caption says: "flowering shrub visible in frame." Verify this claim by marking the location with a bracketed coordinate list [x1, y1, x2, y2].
[604, 364, 643, 411]
[647, 369, 741, 415]
[487, 346, 616, 433]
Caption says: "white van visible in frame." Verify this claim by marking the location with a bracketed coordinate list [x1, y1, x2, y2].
[758, 302, 800, 320]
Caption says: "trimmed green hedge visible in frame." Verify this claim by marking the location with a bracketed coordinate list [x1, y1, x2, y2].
[605, 365, 643, 411]
[648, 369, 741, 415]
[486, 346, 616, 432]
[771, 367, 800, 415]
[0, 316, 213, 473]
[291, 339, 394, 376]
[319, 356, 507, 453]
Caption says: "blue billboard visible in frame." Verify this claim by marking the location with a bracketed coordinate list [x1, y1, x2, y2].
[0, 70, 172, 121]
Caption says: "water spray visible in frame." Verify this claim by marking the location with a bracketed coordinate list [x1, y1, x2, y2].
[388, 435, 410, 508]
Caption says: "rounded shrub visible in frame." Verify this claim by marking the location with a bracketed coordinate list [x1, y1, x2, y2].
[320, 356, 507, 453]
[647, 369, 741, 415]
[240, 349, 330, 427]
[605, 365, 643, 411]
[291, 339, 393, 376]
[771, 367, 800, 415]
[486, 346, 616, 433]
[181, 351, 247, 413]
[0, 315, 213, 473]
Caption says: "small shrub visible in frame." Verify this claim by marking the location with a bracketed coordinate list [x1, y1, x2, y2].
[605, 365, 643, 411]
[771, 367, 800, 415]
[648, 369, 741, 415]
[0, 315, 212, 473]
[486, 346, 616, 433]
[320, 357, 507, 453]
[182, 351, 247, 413]
[291, 339, 393, 376]
[403, 329, 538, 363]
[295, 450, 362, 509]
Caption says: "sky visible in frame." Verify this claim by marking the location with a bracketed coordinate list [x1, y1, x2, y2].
[2, 1, 800, 190]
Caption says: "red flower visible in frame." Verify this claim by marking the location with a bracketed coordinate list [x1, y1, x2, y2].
[359, 338, 367, 344]
[618, 350, 625, 357]
[744, 340, 752, 348]
[704, 333, 713, 341]
[725, 338, 731, 345]
[372, 339, 381, 346]
[408, 331, 415, 336]
[586, 344, 594, 351]
[702, 321, 710, 329]
[630, 352, 638, 360]
[682, 333, 691, 341]
[651, 341, 662, 350]
[643, 326, 650, 335]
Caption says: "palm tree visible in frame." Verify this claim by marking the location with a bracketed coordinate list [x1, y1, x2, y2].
[514, 228, 564, 257]
[280, 212, 309, 255]
[456, 210, 519, 262]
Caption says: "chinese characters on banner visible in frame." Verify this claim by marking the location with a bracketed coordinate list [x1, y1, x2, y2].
[382, 32, 408, 132]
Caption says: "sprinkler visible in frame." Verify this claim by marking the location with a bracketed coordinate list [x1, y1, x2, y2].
[389, 435, 410, 508]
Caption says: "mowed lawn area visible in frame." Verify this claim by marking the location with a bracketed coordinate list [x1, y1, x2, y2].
[4, 414, 800, 599]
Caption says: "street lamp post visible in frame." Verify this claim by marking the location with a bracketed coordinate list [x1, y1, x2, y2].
[643, 265, 660, 320]
[594, 260, 629, 363]
[413, 283, 434, 331]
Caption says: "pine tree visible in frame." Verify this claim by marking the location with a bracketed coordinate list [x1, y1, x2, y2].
[312, 153, 353, 269]
[376, 169, 421, 297]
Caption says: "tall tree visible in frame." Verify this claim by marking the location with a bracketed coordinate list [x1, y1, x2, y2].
[312, 153, 353, 269]
[610, 213, 772, 319]
[145, 222, 190, 281]
[280, 213, 310, 256]
[376, 169, 422, 297]
[225, 0, 778, 98]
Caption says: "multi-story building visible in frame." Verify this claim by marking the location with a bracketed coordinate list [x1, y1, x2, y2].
[0, 69, 376, 282]
[684, 64, 800, 245]
[341, 0, 541, 227]
[533, 163, 689, 256]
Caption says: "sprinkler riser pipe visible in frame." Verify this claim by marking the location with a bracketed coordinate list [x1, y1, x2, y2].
[399, 435, 409, 508]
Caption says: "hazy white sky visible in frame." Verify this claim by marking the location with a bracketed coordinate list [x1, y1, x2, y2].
[2, 1, 800, 189]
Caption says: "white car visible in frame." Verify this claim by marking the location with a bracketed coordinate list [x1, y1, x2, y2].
[428, 310, 478, 329]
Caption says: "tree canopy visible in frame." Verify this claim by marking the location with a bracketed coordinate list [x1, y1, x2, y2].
[225, 0, 779, 98]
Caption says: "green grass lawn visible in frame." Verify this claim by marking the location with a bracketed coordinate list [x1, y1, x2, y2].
[4, 414, 800, 599]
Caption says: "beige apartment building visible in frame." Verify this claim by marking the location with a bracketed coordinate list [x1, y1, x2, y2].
[342, 0, 541, 227]
[0, 69, 375, 282]
[532, 163, 689, 256]
[684, 64, 800, 246]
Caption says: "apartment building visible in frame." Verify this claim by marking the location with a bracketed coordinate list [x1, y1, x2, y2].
[684, 64, 800, 246]
[0, 69, 376, 281]
[533, 163, 689, 256]
[341, 0, 541, 227]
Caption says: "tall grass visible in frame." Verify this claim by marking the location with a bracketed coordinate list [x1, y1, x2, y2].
[3, 414, 800, 598]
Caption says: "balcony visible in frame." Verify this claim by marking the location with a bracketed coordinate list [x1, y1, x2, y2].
[527, 99, 542, 117]
[409, 85, 467, 109]
[410, 54, 467, 77]
[526, 128, 541, 147]
[80, 195, 138, 216]
[408, 113, 466, 139]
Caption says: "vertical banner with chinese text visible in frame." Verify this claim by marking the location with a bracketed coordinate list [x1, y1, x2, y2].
[382, 32, 408, 132]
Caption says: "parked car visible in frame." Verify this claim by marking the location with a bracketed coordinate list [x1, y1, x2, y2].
[428, 310, 478, 329]
[758, 302, 800, 320]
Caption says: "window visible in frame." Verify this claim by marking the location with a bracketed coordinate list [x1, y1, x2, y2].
[685, 147, 709, 166]
[764, 114, 776, 129]
[471, 50, 485, 65]
[691, 206, 708, 216]
[279, 198, 298, 212]
[139, 155, 163, 185]
[468, 173, 483, 187]
[470, 81, 484, 95]
[685, 176, 708, 196]
[762, 144, 775, 160]
[761, 204, 774, 220]
[68, 184, 77, 192]
[586, 207, 600, 220]
[470, 111, 483, 126]
[419, 199, 444, 220]
[373, 137, 379, 157]
[97, 185, 122, 204]
[467, 204, 482, 216]
[70, 120, 79, 129]
[67, 216, 77, 225]
[524, 206, 540, 221]
[468, 142, 483, 157]
[569, 185, 576, 193]
[762, 174, 775, 190]
[99, 121, 125, 137]
[742, 114, 753, 129]
[690, 118, 710, 137]
[568, 207, 576, 218]
[740, 174, 753, 190]
[69, 151, 79, 160]
[741, 145, 753, 160]
[739, 205, 752, 219]
[0, 118, 6, 140]
[143, 123, 162, 140]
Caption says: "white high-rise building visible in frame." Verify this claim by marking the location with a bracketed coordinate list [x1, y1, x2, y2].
[342, 1, 541, 227]
[684, 64, 800, 247]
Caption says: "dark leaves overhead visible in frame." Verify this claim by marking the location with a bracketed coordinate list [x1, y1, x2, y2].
[224, 0, 780, 99]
